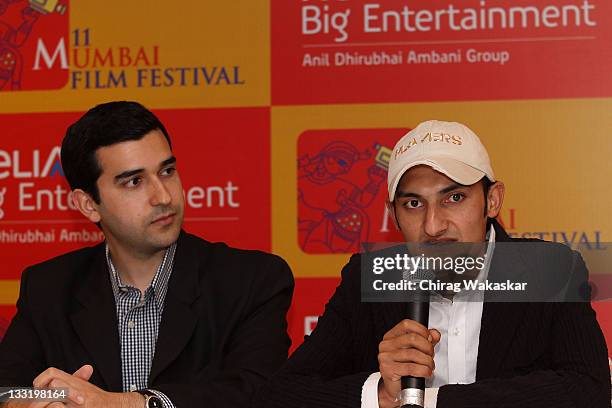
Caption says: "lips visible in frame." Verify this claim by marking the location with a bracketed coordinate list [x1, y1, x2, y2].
[426, 238, 457, 244]
[152, 213, 176, 225]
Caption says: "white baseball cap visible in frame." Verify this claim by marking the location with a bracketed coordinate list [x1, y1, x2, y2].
[388, 120, 495, 201]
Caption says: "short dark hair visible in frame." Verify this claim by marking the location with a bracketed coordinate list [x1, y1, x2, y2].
[61, 101, 171, 203]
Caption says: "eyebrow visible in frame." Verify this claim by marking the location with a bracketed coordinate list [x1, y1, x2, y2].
[114, 156, 177, 182]
[396, 182, 465, 199]
[161, 156, 177, 167]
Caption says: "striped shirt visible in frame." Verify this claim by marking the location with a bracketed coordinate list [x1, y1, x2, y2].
[106, 242, 177, 408]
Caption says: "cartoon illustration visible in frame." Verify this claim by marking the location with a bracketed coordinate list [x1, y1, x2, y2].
[0, 0, 65, 90]
[298, 141, 391, 253]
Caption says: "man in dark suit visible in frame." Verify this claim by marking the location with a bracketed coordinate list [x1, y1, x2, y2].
[0, 101, 294, 408]
[254, 120, 610, 407]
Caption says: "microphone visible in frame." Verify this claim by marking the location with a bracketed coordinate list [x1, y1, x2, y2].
[400, 268, 433, 408]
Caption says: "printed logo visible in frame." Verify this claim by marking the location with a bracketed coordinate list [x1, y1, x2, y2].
[69, 28, 244, 90]
[502, 208, 605, 250]
[2, 1, 246, 92]
[0, 0, 69, 91]
[272, 0, 611, 104]
[297, 129, 406, 254]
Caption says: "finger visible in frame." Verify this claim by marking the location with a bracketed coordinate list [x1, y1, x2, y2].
[26, 402, 66, 408]
[382, 361, 434, 380]
[429, 328, 441, 345]
[23, 390, 69, 408]
[379, 349, 435, 372]
[46, 379, 84, 406]
[379, 332, 434, 356]
[389, 348, 435, 370]
[383, 319, 430, 340]
[44, 402, 66, 408]
[391, 332, 435, 356]
[34, 368, 88, 405]
[378, 338, 395, 353]
[72, 365, 93, 382]
[33, 368, 72, 388]
[22, 400, 65, 408]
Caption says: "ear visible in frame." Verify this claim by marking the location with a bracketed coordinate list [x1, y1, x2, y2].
[71, 189, 102, 224]
[386, 199, 400, 231]
[486, 181, 505, 219]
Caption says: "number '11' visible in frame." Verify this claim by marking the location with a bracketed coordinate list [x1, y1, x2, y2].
[73, 29, 90, 47]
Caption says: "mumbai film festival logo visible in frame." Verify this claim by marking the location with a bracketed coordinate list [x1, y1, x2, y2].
[0, 0, 69, 91]
[3, 0, 247, 91]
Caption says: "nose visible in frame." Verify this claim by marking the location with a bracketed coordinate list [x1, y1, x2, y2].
[423, 205, 448, 238]
[149, 177, 171, 207]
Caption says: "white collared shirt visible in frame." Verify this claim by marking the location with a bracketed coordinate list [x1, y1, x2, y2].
[361, 226, 496, 408]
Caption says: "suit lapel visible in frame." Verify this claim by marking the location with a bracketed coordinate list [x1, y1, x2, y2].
[70, 245, 123, 391]
[476, 220, 529, 379]
[149, 232, 202, 384]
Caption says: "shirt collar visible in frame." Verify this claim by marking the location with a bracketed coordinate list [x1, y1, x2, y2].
[429, 224, 496, 301]
[486, 223, 495, 243]
[105, 242, 177, 309]
[477, 223, 496, 281]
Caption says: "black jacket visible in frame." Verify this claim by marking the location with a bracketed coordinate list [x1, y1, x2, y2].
[254, 220, 610, 408]
[0, 231, 294, 407]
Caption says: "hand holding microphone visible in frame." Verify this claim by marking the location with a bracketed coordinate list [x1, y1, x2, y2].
[377, 320, 440, 408]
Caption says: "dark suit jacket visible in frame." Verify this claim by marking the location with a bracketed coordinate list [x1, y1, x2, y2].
[254, 220, 610, 408]
[0, 231, 294, 407]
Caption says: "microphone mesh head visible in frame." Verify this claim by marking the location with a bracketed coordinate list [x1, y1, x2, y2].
[403, 268, 435, 282]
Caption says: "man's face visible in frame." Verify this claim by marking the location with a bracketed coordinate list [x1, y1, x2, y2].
[389, 165, 488, 243]
[92, 130, 184, 255]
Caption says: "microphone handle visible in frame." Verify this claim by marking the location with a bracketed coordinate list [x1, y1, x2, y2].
[400, 377, 425, 408]
[400, 300, 429, 408]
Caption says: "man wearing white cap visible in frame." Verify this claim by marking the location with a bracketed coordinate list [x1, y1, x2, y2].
[255, 120, 610, 408]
